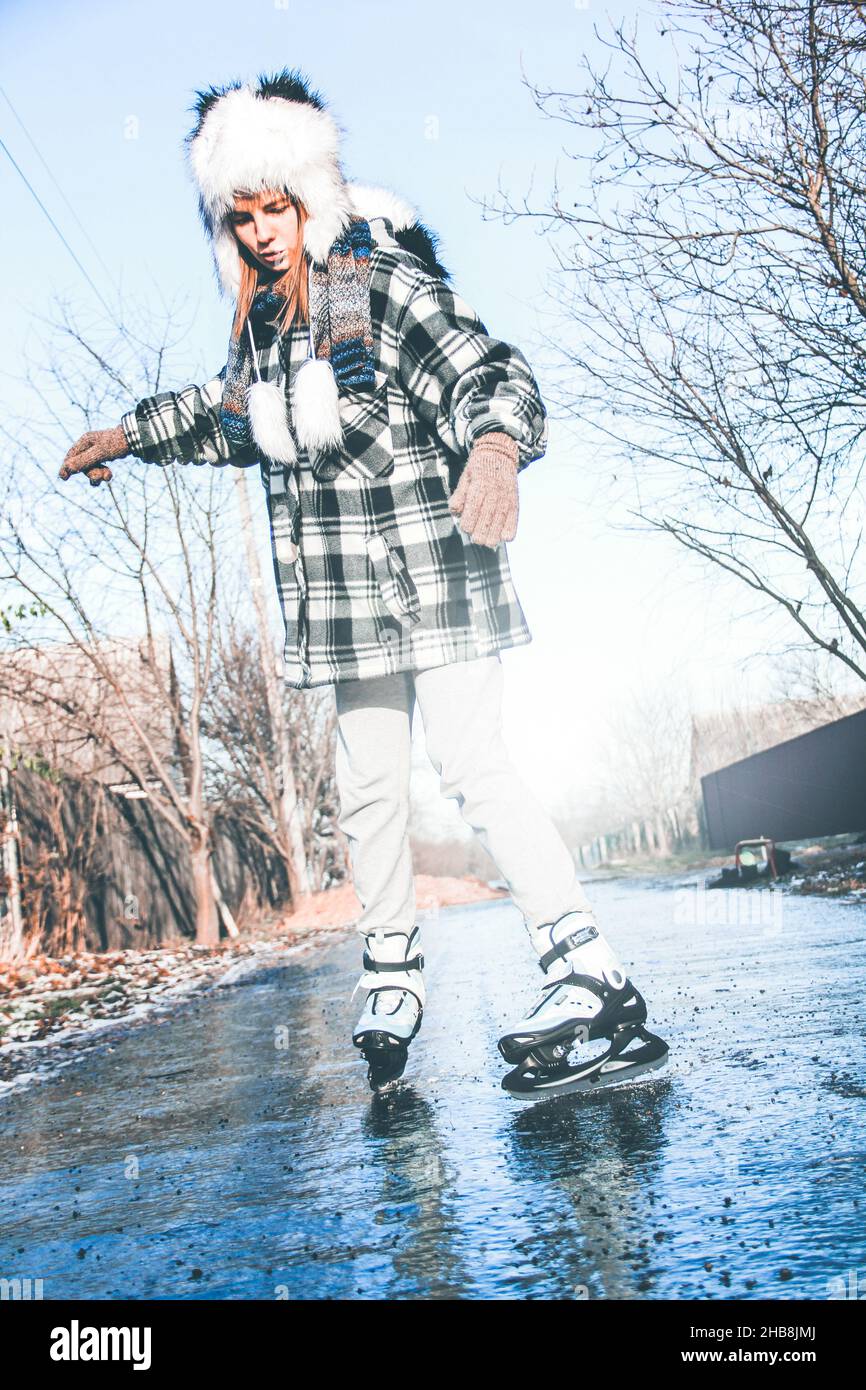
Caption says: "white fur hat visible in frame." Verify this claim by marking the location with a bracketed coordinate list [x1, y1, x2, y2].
[186, 69, 358, 293]
[186, 67, 450, 298]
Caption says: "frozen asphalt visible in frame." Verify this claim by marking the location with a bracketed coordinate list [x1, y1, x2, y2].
[0, 876, 863, 1300]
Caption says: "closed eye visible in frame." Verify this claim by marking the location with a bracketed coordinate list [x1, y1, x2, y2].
[231, 203, 291, 223]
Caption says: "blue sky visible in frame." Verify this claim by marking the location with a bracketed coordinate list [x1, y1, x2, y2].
[2, 0, 596, 346]
[0, 0, 808, 822]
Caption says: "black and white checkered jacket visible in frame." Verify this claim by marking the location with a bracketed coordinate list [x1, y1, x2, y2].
[121, 215, 549, 688]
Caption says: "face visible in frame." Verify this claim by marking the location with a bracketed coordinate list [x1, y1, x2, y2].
[229, 191, 300, 272]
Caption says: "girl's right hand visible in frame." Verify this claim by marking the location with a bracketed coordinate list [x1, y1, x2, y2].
[60, 424, 130, 485]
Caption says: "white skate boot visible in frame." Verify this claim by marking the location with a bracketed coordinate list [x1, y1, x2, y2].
[498, 910, 668, 1098]
[352, 924, 425, 1092]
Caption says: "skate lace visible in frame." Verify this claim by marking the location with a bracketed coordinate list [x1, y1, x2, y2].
[538, 975, 595, 1012]
[527, 979, 567, 1016]
[349, 980, 411, 1016]
[374, 989, 408, 1016]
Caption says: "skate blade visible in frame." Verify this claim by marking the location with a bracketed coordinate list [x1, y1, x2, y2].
[365, 1057, 408, 1093]
[502, 1042, 669, 1101]
[370, 1074, 404, 1096]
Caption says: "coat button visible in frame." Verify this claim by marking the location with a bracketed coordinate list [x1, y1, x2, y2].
[275, 536, 297, 564]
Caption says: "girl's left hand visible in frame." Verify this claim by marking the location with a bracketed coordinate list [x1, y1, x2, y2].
[449, 431, 519, 548]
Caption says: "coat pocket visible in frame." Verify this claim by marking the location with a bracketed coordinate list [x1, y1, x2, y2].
[366, 531, 422, 626]
[311, 372, 394, 481]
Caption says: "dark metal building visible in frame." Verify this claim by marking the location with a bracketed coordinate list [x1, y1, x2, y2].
[701, 707, 866, 850]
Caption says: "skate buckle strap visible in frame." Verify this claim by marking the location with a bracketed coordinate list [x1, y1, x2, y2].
[539, 922, 598, 976]
[361, 951, 425, 974]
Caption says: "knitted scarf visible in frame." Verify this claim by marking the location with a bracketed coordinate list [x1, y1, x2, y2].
[220, 216, 375, 459]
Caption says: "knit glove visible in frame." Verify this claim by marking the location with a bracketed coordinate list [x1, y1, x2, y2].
[59, 424, 130, 486]
[449, 431, 520, 548]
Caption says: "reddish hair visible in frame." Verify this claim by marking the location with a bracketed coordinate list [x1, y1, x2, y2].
[230, 191, 310, 341]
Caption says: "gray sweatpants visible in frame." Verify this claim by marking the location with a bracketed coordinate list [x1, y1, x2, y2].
[334, 654, 595, 938]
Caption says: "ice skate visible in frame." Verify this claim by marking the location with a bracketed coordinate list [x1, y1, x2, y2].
[498, 910, 668, 1099]
[352, 925, 425, 1093]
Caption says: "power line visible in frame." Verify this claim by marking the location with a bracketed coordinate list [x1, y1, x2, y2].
[0, 84, 118, 289]
[0, 134, 117, 321]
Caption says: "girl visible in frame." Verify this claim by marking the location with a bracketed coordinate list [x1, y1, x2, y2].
[60, 69, 668, 1097]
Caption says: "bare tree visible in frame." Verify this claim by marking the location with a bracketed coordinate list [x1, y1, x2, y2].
[285, 690, 347, 890]
[485, 0, 866, 682]
[768, 643, 866, 715]
[202, 619, 345, 893]
[602, 685, 694, 835]
[231, 467, 310, 897]
[0, 297, 284, 945]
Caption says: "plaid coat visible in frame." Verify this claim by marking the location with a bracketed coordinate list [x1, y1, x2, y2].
[121, 216, 549, 688]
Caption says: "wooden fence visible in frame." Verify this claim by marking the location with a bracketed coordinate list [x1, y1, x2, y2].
[0, 763, 291, 955]
[576, 801, 704, 869]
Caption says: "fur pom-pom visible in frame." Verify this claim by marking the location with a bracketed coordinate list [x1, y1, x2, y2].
[292, 358, 344, 451]
[248, 381, 297, 464]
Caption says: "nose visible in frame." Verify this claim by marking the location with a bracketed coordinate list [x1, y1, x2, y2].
[254, 214, 275, 247]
